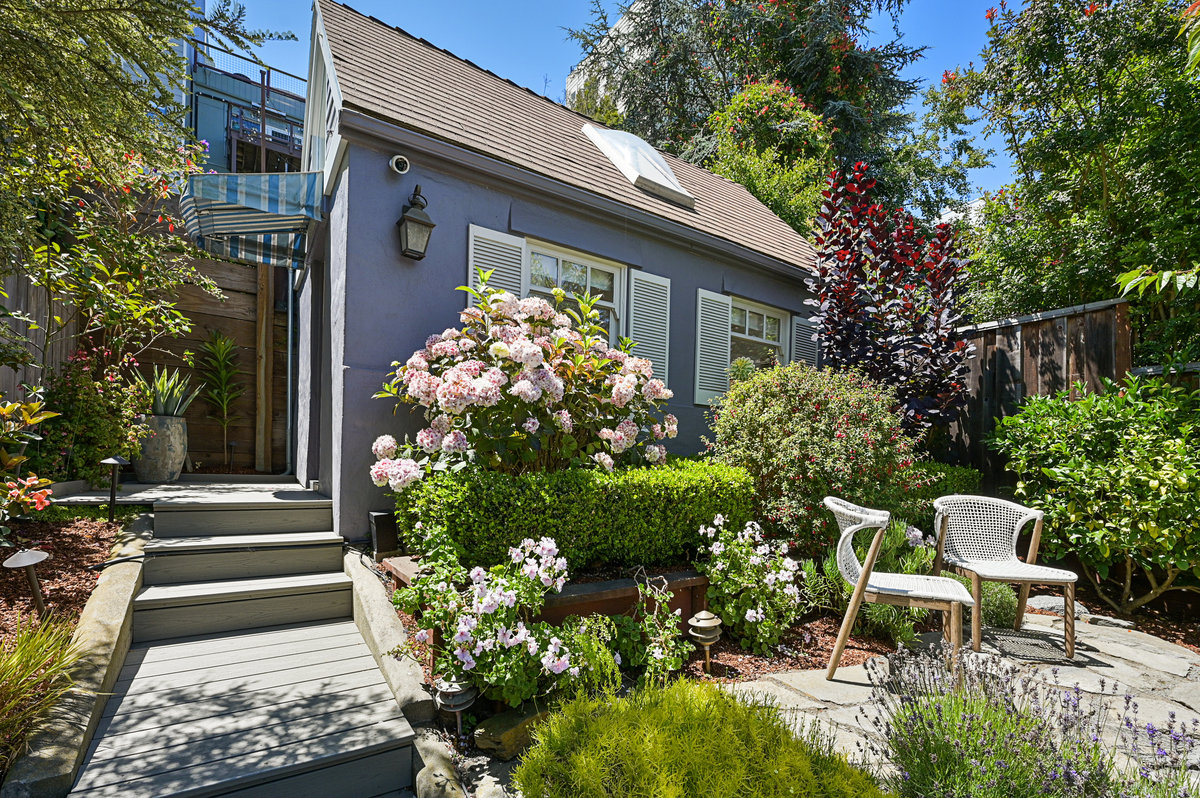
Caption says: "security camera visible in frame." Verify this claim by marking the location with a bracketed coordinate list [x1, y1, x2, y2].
[389, 155, 411, 175]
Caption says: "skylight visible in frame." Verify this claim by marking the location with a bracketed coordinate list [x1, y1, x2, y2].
[582, 124, 696, 209]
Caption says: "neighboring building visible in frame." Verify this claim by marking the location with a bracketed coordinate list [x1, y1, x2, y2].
[565, 0, 644, 110]
[188, 40, 306, 173]
[291, 0, 819, 538]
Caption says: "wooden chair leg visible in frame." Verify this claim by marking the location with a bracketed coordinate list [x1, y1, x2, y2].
[827, 593, 866, 681]
[1064, 582, 1076, 658]
[950, 600, 963, 674]
[1015, 581, 1032, 631]
[971, 573, 983, 653]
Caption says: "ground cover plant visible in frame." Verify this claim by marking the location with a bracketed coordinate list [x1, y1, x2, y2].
[864, 646, 1200, 798]
[513, 679, 886, 798]
[991, 374, 1200, 615]
[0, 617, 79, 781]
[708, 362, 924, 557]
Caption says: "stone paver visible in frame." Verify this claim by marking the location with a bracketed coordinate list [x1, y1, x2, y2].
[728, 611, 1200, 773]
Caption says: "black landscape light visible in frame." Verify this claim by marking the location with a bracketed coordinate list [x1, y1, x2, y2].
[100, 455, 130, 523]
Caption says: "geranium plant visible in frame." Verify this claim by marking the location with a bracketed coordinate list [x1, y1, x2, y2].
[611, 575, 694, 686]
[394, 528, 601, 706]
[695, 515, 805, 654]
[373, 271, 677, 489]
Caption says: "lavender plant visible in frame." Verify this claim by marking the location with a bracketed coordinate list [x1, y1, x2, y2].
[861, 646, 1199, 798]
[695, 514, 805, 654]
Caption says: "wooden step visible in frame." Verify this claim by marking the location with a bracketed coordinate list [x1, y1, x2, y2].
[142, 531, 345, 584]
[153, 505, 334, 537]
[132, 573, 352, 642]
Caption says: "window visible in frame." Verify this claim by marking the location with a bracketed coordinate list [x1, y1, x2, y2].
[527, 244, 624, 342]
[730, 298, 788, 368]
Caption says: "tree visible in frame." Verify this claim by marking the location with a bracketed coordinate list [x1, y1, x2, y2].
[806, 163, 975, 434]
[704, 81, 834, 234]
[953, 0, 1200, 362]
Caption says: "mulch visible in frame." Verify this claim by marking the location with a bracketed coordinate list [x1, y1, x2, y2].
[0, 517, 119, 640]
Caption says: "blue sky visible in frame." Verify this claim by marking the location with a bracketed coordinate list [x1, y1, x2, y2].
[241, 0, 1013, 196]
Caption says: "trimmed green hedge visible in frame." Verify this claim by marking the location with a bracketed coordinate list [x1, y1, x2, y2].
[897, 461, 982, 532]
[397, 460, 754, 569]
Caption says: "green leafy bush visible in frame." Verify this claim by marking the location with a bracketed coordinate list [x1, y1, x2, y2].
[513, 680, 885, 798]
[801, 519, 934, 644]
[1, 617, 80, 779]
[28, 352, 149, 485]
[610, 577, 693, 686]
[396, 460, 754, 569]
[708, 363, 923, 557]
[897, 461, 982, 532]
[990, 374, 1200, 615]
[947, 575, 1018, 630]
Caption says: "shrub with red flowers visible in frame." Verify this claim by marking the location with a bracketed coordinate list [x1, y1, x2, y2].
[372, 272, 678, 489]
[806, 163, 975, 434]
[0, 396, 57, 544]
[708, 362, 926, 556]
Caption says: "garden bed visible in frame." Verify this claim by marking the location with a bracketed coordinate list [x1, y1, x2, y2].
[0, 507, 141, 639]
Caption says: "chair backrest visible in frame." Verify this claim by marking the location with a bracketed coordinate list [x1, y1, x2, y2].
[823, 496, 890, 587]
[933, 494, 1042, 563]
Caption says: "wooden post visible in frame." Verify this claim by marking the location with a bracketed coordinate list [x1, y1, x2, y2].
[255, 262, 274, 472]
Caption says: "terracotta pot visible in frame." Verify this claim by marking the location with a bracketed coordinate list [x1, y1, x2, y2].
[134, 415, 188, 483]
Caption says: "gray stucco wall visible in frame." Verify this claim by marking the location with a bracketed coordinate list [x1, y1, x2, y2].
[299, 134, 814, 539]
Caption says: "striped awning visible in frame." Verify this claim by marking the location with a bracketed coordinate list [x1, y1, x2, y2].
[181, 171, 322, 269]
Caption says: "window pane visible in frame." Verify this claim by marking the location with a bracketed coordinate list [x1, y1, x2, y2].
[595, 307, 612, 337]
[748, 311, 764, 338]
[731, 306, 747, 335]
[765, 315, 781, 342]
[590, 267, 615, 303]
[530, 253, 557, 290]
[562, 261, 587, 296]
[731, 337, 782, 369]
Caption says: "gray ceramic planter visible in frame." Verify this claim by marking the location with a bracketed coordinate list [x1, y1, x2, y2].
[134, 415, 188, 483]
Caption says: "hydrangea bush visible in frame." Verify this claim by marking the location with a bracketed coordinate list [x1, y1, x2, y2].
[695, 515, 805, 654]
[372, 272, 677, 490]
[393, 527, 615, 706]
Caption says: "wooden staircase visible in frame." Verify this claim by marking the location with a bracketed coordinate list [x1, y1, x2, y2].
[69, 484, 415, 798]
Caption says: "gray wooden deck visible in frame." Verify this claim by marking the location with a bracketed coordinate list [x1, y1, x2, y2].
[70, 620, 414, 798]
[56, 480, 330, 508]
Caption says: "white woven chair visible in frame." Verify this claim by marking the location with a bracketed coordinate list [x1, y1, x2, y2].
[932, 494, 1078, 657]
[824, 496, 974, 680]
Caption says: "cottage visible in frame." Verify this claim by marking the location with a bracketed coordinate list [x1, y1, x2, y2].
[296, 0, 819, 537]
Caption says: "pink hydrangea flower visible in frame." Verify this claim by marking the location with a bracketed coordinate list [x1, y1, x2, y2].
[415, 427, 441, 453]
[508, 339, 544, 366]
[592, 452, 614, 471]
[523, 417, 540, 434]
[405, 353, 429, 371]
[371, 434, 397, 459]
[644, 444, 666, 464]
[431, 414, 453, 435]
[553, 409, 573, 432]
[509, 379, 542, 403]
[441, 430, 469, 453]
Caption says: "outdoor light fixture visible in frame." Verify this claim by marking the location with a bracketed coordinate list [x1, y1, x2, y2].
[396, 184, 435, 260]
[100, 455, 130, 523]
[4, 549, 50, 616]
[688, 610, 723, 674]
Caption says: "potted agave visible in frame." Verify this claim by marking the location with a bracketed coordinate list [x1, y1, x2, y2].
[133, 367, 201, 483]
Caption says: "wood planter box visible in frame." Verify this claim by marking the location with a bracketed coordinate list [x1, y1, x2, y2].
[382, 556, 709, 632]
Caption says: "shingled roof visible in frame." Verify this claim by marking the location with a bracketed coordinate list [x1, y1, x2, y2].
[316, 0, 816, 273]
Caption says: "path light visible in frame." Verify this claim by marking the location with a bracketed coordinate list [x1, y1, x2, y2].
[397, 184, 435, 260]
[100, 456, 130, 523]
[433, 675, 477, 744]
[688, 610, 723, 674]
[4, 548, 50, 616]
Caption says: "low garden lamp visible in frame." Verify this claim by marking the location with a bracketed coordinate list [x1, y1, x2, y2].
[396, 184, 435, 260]
[688, 610, 723, 674]
[433, 675, 477, 746]
[4, 548, 50, 616]
[100, 456, 130, 523]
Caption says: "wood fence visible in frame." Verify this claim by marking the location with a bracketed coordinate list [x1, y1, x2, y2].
[949, 298, 1132, 483]
[0, 274, 78, 399]
[2, 259, 289, 474]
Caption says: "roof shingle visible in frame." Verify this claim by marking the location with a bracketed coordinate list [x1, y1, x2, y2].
[317, 0, 816, 273]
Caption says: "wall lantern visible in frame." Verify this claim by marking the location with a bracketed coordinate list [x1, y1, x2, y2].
[396, 184, 435, 260]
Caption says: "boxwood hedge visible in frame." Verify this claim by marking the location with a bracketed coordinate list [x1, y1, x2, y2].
[396, 460, 754, 569]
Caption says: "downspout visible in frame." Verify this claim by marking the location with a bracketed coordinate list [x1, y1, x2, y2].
[284, 262, 295, 475]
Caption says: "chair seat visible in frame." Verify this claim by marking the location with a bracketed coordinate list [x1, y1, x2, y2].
[866, 572, 975, 605]
[947, 557, 1077, 584]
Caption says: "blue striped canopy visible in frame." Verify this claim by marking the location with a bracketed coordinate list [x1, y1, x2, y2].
[181, 171, 322, 269]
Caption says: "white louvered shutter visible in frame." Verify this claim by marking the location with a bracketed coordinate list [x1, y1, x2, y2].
[694, 289, 732, 405]
[467, 224, 525, 303]
[791, 315, 820, 366]
[627, 270, 671, 384]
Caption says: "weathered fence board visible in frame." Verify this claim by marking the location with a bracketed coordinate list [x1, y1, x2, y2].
[951, 298, 1131, 483]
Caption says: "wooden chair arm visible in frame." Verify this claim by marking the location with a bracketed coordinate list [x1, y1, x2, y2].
[1024, 516, 1043, 565]
[932, 512, 948, 576]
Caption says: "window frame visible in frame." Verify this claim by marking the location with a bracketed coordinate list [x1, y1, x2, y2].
[524, 239, 628, 343]
[729, 296, 791, 366]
